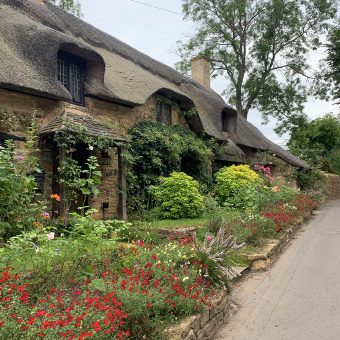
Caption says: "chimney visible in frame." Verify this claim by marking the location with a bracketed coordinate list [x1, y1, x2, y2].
[190, 55, 211, 89]
[35, 0, 43, 3]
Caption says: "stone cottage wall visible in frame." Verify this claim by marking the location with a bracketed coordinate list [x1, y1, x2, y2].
[325, 173, 340, 200]
[241, 146, 298, 188]
[0, 88, 189, 219]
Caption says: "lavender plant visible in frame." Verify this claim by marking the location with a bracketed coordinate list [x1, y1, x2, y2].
[192, 227, 245, 288]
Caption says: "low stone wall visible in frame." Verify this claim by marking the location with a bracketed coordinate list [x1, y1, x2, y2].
[158, 227, 198, 240]
[325, 173, 340, 200]
[167, 290, 231, 340]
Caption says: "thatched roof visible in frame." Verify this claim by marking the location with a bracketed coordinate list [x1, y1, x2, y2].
[236, 115, 308, 168]
[0, 0, 307, 167]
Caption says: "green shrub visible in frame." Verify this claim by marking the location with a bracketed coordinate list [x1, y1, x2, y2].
[204, 196, 225, 234]
[126, 122, 216, 215]
[293, 165, 327, 190]
[214, 165, 259, 206]
[153, 172, 204, 219]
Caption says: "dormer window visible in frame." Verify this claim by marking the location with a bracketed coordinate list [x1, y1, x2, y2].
[156, 100, 172, 126]
[57, 51, 86, 106]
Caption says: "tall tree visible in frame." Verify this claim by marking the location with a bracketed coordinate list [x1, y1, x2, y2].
[312, 24, 340, 104]
[176, 0, 337, 135]
[48, 0, 82, 17]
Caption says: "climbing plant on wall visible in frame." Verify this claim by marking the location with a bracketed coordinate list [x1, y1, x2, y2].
[52, 116, 119, 212]
[126, 121, 217, 214]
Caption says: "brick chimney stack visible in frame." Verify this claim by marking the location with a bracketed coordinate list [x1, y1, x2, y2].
[190, 55, 211, 89]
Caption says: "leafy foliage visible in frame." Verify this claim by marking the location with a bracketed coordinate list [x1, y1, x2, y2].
[292, 165, 327, 191]
[176, 0, 337, 134]
[313, 24, 340, 104]
[126, 122, 215, 214]
[47, 0, 82, 17]
[153, 172, 204, 219]
[0, 115, 43, 241]
[53, 116, 118, 211]
[287, 113, 340, 175]
[214, 165, 258, 205]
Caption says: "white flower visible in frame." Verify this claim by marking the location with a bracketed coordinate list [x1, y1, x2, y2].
[89, 146, 94, 151]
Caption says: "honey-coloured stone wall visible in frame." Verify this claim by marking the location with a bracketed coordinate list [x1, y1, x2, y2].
[325, 173, 340, 200]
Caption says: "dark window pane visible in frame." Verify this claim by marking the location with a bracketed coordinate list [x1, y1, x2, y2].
[164, 103, 171, 126]
[71, 64, 81, 103]
[57, 59, 68, 88]
[156, 101, 162, 123]
[222, 112, 227, 132]
[56, 51, 86, 106]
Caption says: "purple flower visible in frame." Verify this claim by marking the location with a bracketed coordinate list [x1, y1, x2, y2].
[18, 156, 23, 160]
[83, 254, 86, 258]
[54, 210, 59, 214]
[32, 244, 38, 249]
[56, 248, 60, 252]
[159, 178, 163, 183]
[134, 264, 138, 267]
[43, 212, 49, 217]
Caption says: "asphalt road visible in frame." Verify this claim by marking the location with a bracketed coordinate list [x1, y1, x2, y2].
[215, 199, 340, 340]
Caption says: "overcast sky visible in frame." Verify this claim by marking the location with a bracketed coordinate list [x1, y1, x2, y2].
[80, 0, 338, 146]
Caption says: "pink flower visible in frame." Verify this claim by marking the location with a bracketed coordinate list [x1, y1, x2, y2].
[207, 235, 213, 241]
[47, 232, 55, 240]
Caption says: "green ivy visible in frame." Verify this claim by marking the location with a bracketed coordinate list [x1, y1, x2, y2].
[126, 122, 216, 214]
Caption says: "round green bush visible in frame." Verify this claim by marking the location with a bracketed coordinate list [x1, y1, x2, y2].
[153, 172, 204, 219]
[214, 164, 258, 205]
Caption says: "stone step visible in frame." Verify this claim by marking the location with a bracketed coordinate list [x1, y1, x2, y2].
[229, 266, 249, 280]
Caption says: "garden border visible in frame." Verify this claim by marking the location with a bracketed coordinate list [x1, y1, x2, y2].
[167, 209, 316, 340]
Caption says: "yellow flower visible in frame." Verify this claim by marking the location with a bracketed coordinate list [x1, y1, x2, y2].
[182, 255, 187, 258]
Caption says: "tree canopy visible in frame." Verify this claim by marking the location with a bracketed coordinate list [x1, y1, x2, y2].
[48, 0, 82, 17]
[313, 24, 340, 104]
[287, 113, 340, 174]
[176, 0, 338, 135]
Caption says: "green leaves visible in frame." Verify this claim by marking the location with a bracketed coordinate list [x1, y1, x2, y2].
[214, 164, 258, 206]
[153, 172, 204, 219]
[47, 0, 83, 17]
[126, 122, 215, 214]
[177, 0, 338, 129]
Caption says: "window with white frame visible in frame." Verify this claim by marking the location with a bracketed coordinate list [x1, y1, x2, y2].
[57, 51, 86, 106]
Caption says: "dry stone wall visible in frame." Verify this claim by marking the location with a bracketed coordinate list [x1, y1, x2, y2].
[325, 173, 340, 200]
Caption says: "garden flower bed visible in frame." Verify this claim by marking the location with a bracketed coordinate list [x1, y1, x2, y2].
[0, 192, 322, 340]
[165, 195, 322, 340]
[0, 138, 326, 340]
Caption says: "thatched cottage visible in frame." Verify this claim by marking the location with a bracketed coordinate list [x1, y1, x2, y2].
[0, 0, 307, 220]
